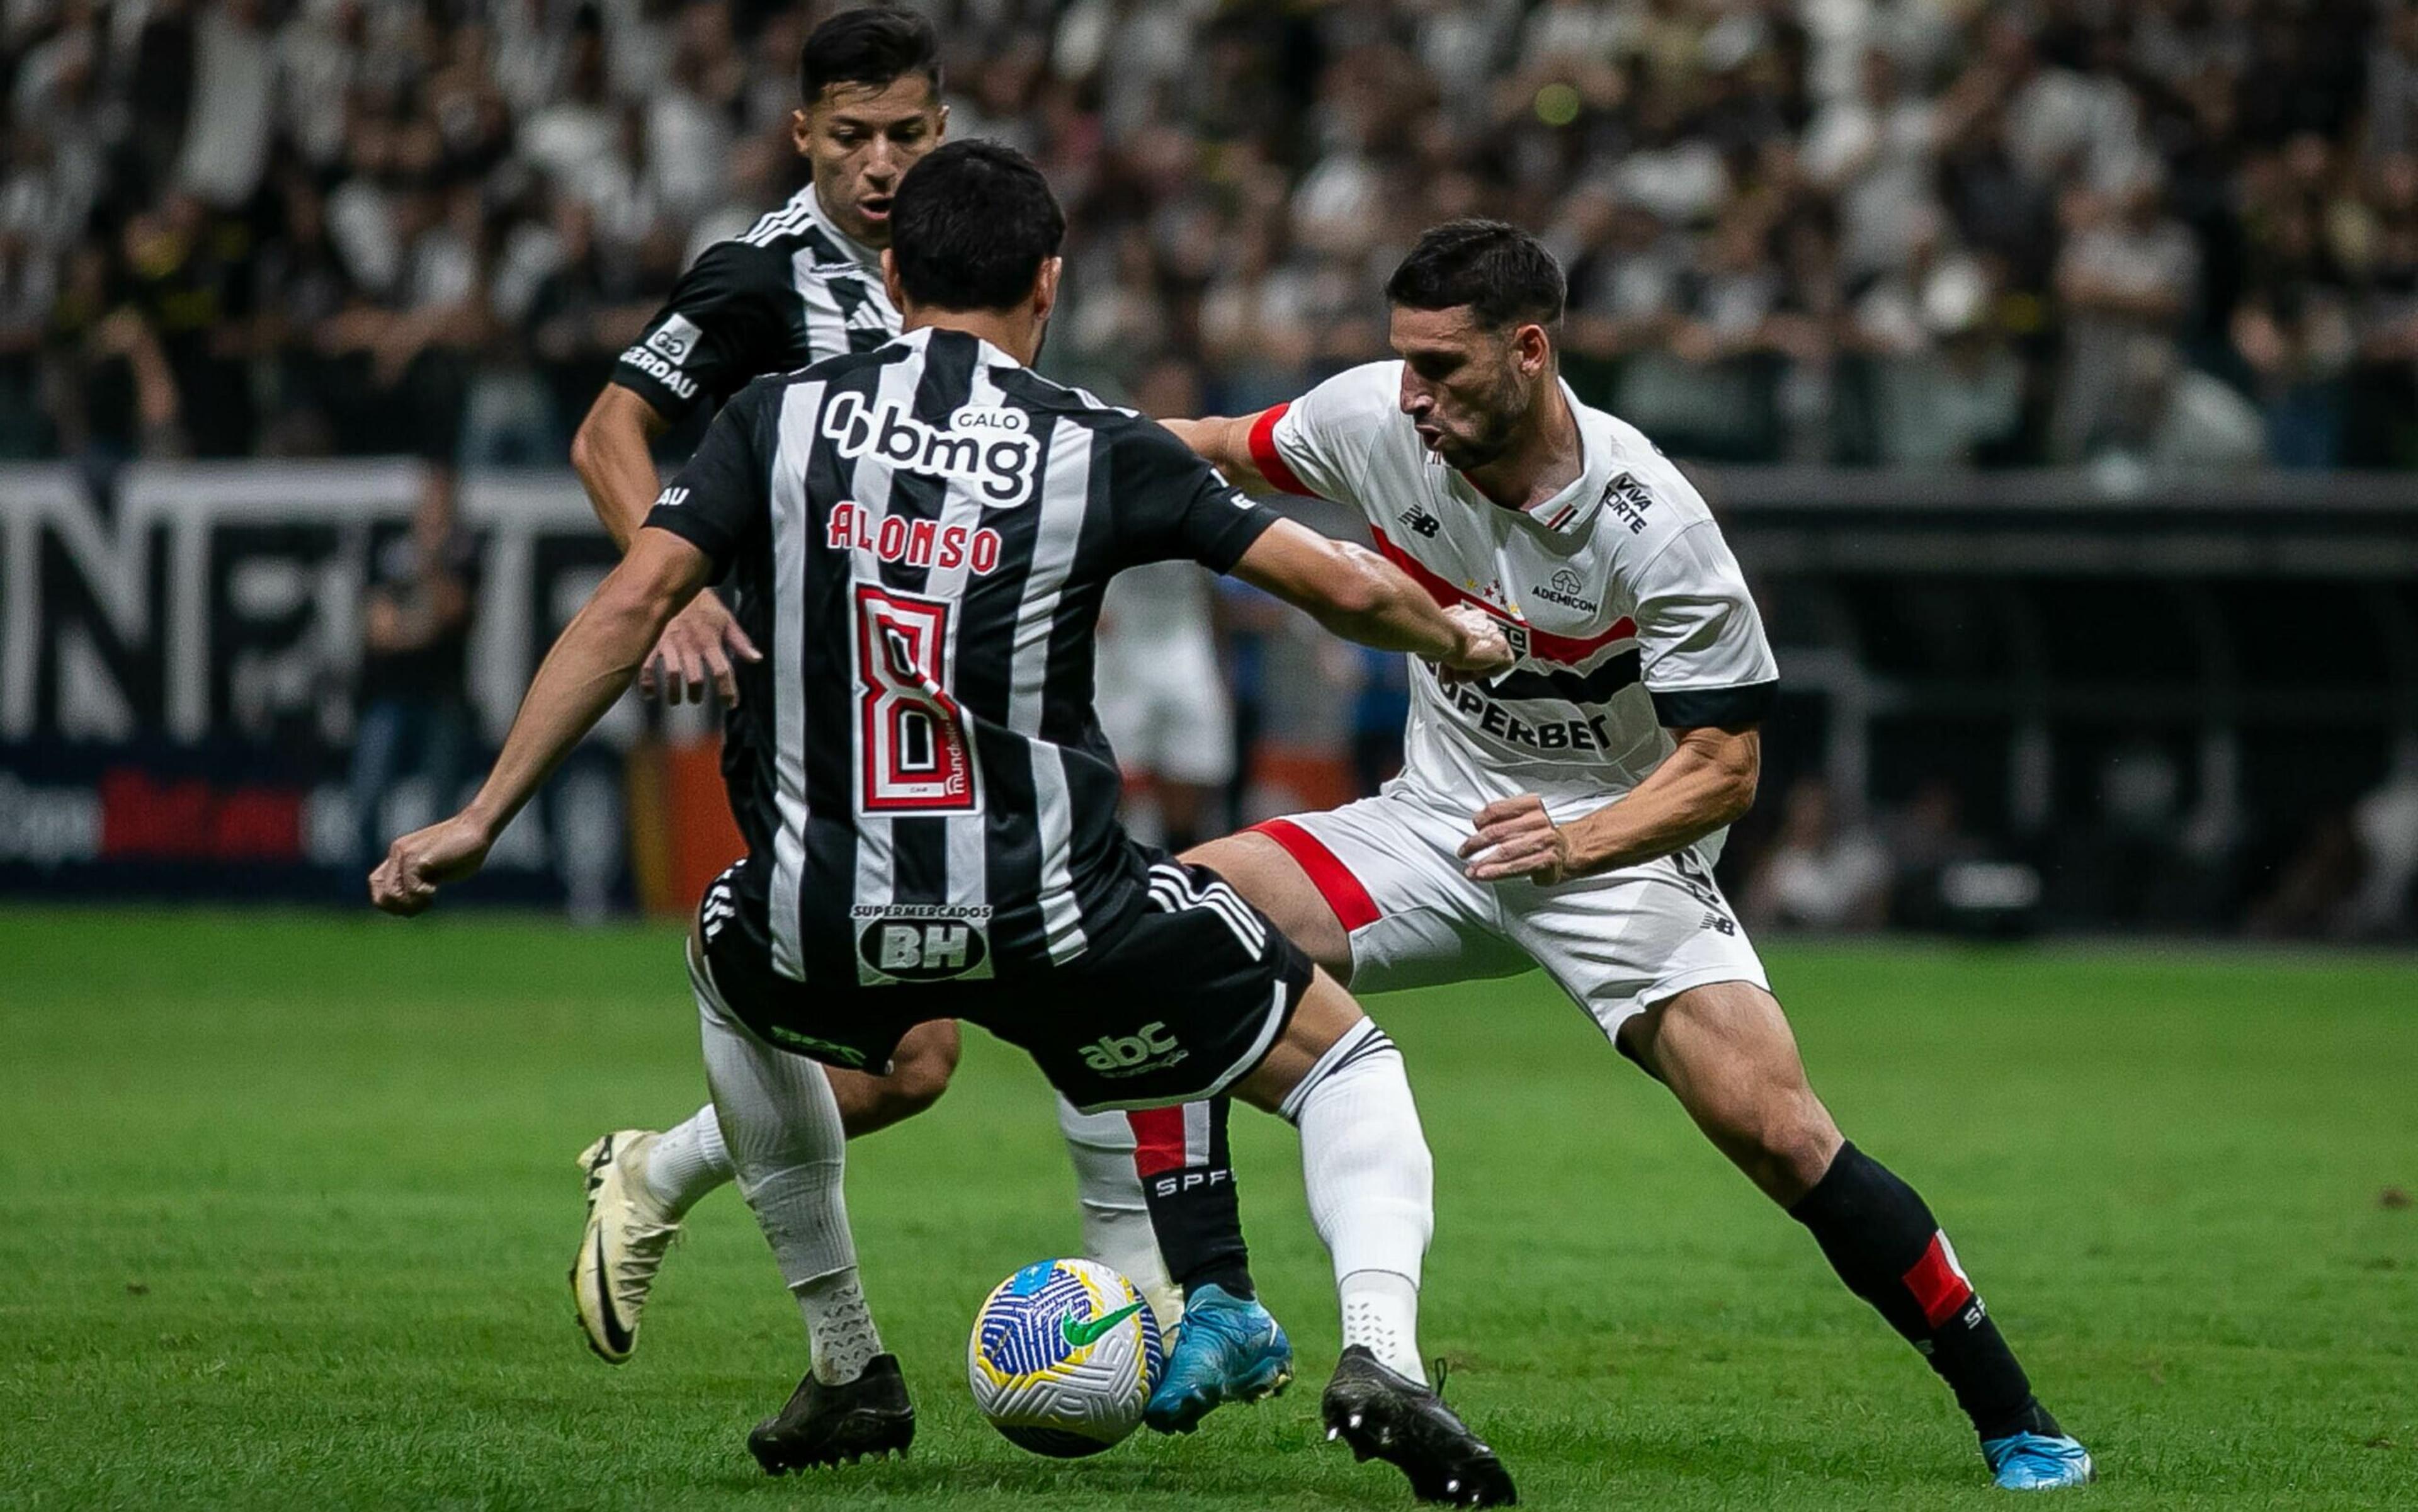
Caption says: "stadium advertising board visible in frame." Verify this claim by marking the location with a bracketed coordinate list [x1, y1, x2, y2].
[0, 463, 632, 907]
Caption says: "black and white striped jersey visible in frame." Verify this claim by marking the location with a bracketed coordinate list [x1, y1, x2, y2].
[611, 185, 898, 425]
[644, 326, 1286, 987]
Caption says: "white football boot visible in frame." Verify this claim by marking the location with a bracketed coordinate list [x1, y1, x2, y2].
[571, 1130, 682, 1363]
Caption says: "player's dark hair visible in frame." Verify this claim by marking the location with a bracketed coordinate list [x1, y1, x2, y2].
[1385, 219, 1566, 331]
[890, 140, 1065, 312]
[798, 3, 942, 106]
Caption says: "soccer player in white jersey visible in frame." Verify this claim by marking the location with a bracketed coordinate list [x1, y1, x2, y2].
[1163, 220, 2096, 1492]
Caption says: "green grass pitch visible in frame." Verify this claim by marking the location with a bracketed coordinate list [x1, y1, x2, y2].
[4, 909, 2414, 1510]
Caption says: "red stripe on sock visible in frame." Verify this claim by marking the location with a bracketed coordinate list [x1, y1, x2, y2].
[1904, 1231, 1976, 1329]
[1128, 1108, 1189, 1178]
[1247, 403, 1320, 499]
[1249, 818, 1380, 931]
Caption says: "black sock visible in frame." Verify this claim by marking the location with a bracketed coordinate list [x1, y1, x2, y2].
[1132, 1097, 1254, 1301]
[1788, 1142, 2060, 1443]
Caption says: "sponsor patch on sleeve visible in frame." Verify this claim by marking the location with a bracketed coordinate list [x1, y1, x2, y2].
[645, 312, 703, 366]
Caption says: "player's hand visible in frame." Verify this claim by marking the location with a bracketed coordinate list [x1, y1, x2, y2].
[1458, 793, 1578, 885]
[639, 589, 761, 706]
[1434, 603, 1516, 686]
[369, 813, 496, 916]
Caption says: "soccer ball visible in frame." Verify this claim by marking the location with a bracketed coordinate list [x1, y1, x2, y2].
[967, 1258, 1165, 1457]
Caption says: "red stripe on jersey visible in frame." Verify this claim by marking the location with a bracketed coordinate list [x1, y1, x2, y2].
[1128, 1107, 1189, 1178]
[1366, 526, 1637, 666]
[1247, 403, 1320, 499]
[1249, 819, 1380, 931]
[1903, 1231, 1977, 1329]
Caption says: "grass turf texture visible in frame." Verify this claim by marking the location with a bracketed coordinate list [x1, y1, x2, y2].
[3, 910, 2414, 1511]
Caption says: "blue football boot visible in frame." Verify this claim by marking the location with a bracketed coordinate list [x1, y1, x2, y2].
[1144, 1283, 1295, 1433]
[1983, 1431, 2096, 1490]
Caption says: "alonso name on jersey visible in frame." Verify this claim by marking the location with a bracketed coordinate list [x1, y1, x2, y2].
[643, 327, 1286, 987]
[1249, 361, 1778, 850]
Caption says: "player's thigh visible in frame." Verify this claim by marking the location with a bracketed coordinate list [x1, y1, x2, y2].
[1620, 979, 1841, 1204]
[1186, 831, 1354, 974]
[824, 1019, 963, 1134]
[1188, 796, 1522, 991]
[1506, 848, 1773, 1049]
[989, 858, 1312, 1115]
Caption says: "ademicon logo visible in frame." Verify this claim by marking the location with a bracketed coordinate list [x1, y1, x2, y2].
[820, 391, 1039, 508]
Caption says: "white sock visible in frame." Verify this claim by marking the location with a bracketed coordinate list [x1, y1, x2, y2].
[1055, 1095, 1183, 1331]
[1340, 1268, 1424, 1382]
[1283, 1018, 1433, 1384]
[644, 1103, 737, 1217]
[693, 957, 878, 1377]
[795, 1270, 883, 1385]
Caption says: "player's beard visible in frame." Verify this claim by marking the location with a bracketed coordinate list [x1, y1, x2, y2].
[1431, 367, 1527, 472]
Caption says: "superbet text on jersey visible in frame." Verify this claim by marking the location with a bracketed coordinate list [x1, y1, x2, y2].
[1247, 362, 1778, 858]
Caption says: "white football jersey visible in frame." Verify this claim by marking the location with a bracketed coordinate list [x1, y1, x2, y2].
[1249, 361, 1777, 855]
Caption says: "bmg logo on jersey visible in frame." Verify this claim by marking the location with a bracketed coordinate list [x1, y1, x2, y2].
[821, 390, 1038, 507]
[856, 915, 992, 982]
[1079, 1021, 1189, 1079]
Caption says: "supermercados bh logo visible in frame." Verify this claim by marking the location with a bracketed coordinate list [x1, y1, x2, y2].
[854, 903, 992, 982]
[1533, 567, 1599, 614]
[822, 391, 1038, 507]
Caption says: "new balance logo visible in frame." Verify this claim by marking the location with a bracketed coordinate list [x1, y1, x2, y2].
[1399, 506, 1441, 538]
[1079, 1021, 1186, 1078]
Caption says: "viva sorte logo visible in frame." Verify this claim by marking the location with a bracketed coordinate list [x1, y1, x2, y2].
[822, 391, 1038, 508]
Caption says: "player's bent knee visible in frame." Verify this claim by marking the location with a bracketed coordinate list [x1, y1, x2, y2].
[1230, 968, 1364, 1114]
[884, 1021, 963, 1113]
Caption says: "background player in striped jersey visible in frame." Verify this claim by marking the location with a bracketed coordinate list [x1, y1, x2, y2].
[562, 4, 1297, 1435]
[1163, 220, 2096, 1492]
[375, 140, 1518, 1504]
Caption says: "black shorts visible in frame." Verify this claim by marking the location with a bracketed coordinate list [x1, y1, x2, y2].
[696, 856, 1315, 1114]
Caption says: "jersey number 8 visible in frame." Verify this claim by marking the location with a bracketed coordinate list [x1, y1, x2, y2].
[856, 585, 978, 814]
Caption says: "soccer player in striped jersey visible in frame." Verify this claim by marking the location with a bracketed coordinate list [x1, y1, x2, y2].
[565, 6, 1293, 1428]
[1164, 219, 2094, 1492]
[377, 141, 1518, 1505]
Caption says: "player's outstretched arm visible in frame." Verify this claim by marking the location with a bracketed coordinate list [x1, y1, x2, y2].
[368, 528, 713, 916]
[1231, 518, 1513, 674]
[1162, 414, 1274, 492]
[571, 383, 761, 705]
[1459, 724, 1762, 885]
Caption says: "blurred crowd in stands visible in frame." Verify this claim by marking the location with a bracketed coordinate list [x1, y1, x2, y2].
[8, 0, 2418, 471]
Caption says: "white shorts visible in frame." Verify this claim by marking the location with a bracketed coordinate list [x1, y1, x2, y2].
[1248, 788, 1769, 1039]
[1097, 628, 1234, 787]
